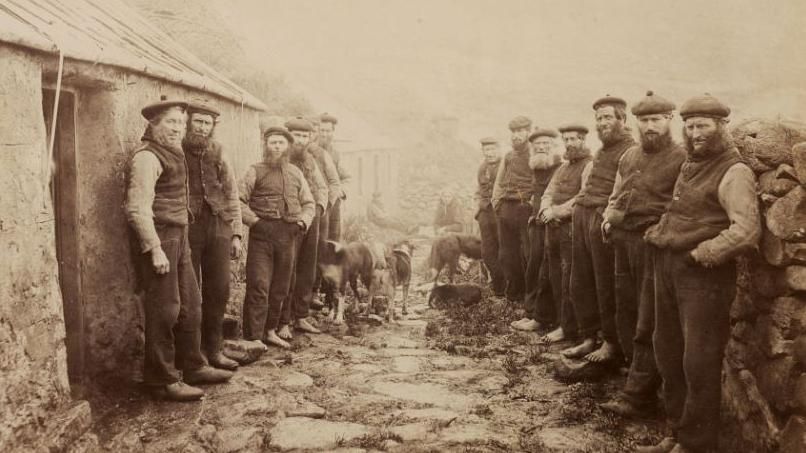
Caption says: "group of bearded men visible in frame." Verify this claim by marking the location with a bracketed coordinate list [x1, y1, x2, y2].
[474, 91, 760, 453]
[125, 97, 347, 403]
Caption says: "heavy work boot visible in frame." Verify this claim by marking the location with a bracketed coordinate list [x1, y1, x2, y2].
[206, 333, 238, 371]
[151, 382, 204, 402]
[184, 365, 234, 385]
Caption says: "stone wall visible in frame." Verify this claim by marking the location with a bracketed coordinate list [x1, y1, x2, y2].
[722, 118, 806, 452]
[0, 45, 73, 451]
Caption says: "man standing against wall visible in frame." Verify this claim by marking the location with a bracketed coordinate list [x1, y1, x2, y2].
[539, 124, 593, 344]
[182, 102, 241, 371]
[475, 137, 505, 296]
[639, 95, 760, 453]
[599, 91, 686, 417]
[562, 95, 635, 363]
[126, 98, 233, 401]
[512, 128, 562, 331]
[283, 118, 328, 338]
[240, 126, 315, 349]
[492, 116, 534, 303]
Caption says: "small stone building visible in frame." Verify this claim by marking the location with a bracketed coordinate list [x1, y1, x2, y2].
[0, 0, 265, 450]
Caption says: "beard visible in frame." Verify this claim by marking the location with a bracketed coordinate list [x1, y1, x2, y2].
[683, 125, 732, 160]
[529, 150, 560, 170]
[639, 130, 673, 153]
[597, 121, 625, 145]
[264, 150, 286, 167]
[182, 132, 210, 152]
[564, 145, 591, 162]
[289, 145, 306, 162]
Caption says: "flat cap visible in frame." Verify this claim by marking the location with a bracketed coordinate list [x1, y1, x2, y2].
[320, 112, 338, 125]
[141, 95, 187, 121]
[557, 123, 589, 134]
[262, 126, 294, 143]
[508, 115, 532, 131]
[679, 94, 731, 120]
[187, 100, 220, 118]
[529, 128, 559, 141]
[285, 117, 314, 132]
[480, 136, 498, 146]
[592, 94, 627, 111]
[631, 90, 675, 116]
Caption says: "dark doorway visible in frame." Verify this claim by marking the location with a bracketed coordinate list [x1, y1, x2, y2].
[42, 88, 84, 393]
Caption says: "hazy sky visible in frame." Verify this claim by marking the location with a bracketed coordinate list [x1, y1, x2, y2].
[216, 0, 806, 143]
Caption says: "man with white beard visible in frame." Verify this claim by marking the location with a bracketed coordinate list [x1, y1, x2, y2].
[512, 129, 562, 331]
[240, 126, 315, 349]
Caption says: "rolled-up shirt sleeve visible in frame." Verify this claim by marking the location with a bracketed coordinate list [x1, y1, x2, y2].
[125, 152, 163, 253]
[693, 163, 761, 266]
[239, 166, 260, 228]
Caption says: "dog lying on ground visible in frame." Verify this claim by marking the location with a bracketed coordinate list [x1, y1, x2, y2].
[319, 240, 381, 325]
[429, 234, 483, 283]
[428, 283, 483, 309]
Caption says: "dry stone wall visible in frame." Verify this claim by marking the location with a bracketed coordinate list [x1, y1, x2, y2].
[722, 119, 806, 452]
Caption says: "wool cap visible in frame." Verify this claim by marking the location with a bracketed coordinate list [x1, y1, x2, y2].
[558, 123, 589, 134]
[320, 112, 339, 125]
[480, 136, 499, 146]
[141, 95, 188, 121]
[592, 94, 627, 111]
[529, 128, 559, 141]
[263, 126, 294, 143]
[679, 94, 731, 120]
[631, 90, 676, 116]
[186, 100, 220, 118]
[285, 117, 314, 132]
[508, 115, 532, 131]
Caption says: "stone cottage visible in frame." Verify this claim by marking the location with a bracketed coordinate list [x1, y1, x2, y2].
[0, 0, 266, 450]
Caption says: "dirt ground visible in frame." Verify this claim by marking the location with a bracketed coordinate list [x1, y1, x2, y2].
[86, 237, 665, 453]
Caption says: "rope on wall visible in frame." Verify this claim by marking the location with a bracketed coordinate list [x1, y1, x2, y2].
[43, 48, 64, 210]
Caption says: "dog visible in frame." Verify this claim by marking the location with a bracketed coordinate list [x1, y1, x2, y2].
[428, 283, 483, 309]
[429, 234, 483, 283]
[387, 240, 414, 315]
[318, 240, 382, 325]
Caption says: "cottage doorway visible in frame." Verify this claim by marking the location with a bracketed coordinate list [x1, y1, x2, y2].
[42, 88, 84, 392]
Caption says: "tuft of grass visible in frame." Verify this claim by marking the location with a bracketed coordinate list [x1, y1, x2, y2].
[349, 430, 404, 450]
[526, 345, 549, 365]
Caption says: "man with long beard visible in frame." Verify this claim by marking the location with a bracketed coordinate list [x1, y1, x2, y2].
[126, 98, 234, 401]
[240, 126, 315, 349]
[319, 113, 349, 241]
[638, 95, 759, 453]
[512, 128, 562, 331]
[282, 117, 328, 337]
[598, 91, 686, 418]
[562, 95, 635, 363]
[182, 102, 242, 371]
[538, 124, 593, 345]
[492, 116, 534, 303]
[474, 137, 505, 296]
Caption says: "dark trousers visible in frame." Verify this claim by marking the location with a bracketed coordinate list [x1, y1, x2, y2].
[328, 198, 342, 241]
[654, 248, 735, 452]
[138, 225, 206, 386]
[496, 200, 531, 301]
[613, 230, 661, 404]
[476, 207, 505, 294]
[284, 213, 321, 324]
[188, 206, 232, 358]
[525, 221, 553, 321]
[570, 204, 618, 344]
[242, 220, 299, 339]
[314, 207, 330, 292]
[537, 221, 576, 336]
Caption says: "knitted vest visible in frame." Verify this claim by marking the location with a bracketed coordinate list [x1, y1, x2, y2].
[477, 160, 500, 210]
[551, 155, 593, 205]
[250, 162, 305, 223]
[577, 132, 635, 208]
[185, 140, 236, 222]
[498, 147, 533, 203]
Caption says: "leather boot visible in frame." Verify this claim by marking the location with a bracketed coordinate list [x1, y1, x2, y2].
[184, 365, 234, 385]
[151, 382, 204, 401]
[208, 352, 238, 371]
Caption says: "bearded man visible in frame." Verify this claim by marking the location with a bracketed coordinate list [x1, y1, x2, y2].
[240, 126, 315, 349]
[126, 97, 233, 401]
[598, 91, 686, 418]
[492, 116, 535, 303]
[512, 128, 562, 331]
[474, 137, 505, 296]
[282, 117, 328, 338]
[538, 124, 593, 345]
[638, 95, 760, 453]
[562, 95, 635, 363]
[182, 102, 242, 371]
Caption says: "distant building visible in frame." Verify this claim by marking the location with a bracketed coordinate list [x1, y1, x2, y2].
[0, 0, 265, 450]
